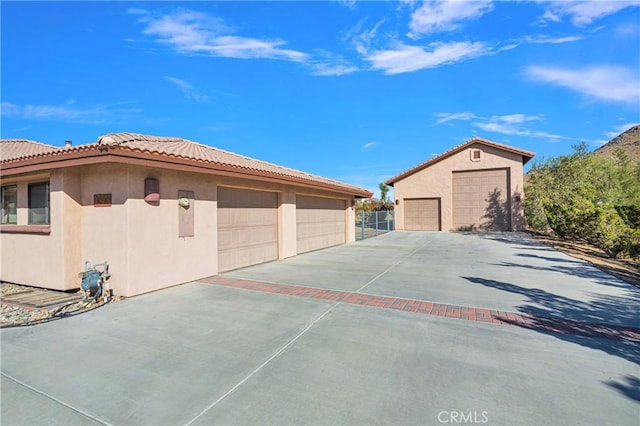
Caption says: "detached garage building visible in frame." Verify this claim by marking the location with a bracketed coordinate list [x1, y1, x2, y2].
[386, 137, 534, 232]
[0, 133, 371, 297]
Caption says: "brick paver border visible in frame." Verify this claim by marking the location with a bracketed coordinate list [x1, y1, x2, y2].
[199, 275, 640, 344]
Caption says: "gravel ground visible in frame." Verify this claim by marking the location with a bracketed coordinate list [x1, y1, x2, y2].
[1, 282, 123, 327]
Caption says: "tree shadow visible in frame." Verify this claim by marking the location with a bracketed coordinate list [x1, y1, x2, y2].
[494, 260, 634, 290]
[605, 375, 640, 402]
[455, 188, 512, 232]
[461, 276, 640, 366]
[457, 231, 558, 252]
[481, 188, 510, 231]
[516, 252, 585, 265]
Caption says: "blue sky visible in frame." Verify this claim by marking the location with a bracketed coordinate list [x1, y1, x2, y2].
[2, 1, 639, 197]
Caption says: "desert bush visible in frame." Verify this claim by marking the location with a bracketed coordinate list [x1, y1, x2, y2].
[525, 143, 640, 259]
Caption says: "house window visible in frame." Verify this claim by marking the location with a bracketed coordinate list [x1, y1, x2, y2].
[1, 185, 17, 224]
[28, 182, 50, 225]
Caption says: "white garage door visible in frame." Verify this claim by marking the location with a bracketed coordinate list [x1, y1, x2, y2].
[404, 198, 440, 231]
[296, 195, 346, 254]
[452, 169, 511, 231]
[218, 187, 278, 272]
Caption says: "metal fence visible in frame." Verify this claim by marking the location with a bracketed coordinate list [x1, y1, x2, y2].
[355, 210, 395, 241]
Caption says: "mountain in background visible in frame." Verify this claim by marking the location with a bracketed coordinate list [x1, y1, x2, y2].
[594, 125, 640, 162]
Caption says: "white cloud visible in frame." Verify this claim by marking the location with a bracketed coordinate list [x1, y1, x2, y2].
[472, 114, 564, 139]
[366, 41, 488, 74]
[1, 102, 21, 116]
[361, 142, 380, 151]
[434, 112, 477, 124]
[1, 101, 142, 124]
[308, 51, 359, 76]
[310, 62, 359, 76]
[604, 122, 640, 138]
[408, 0, 494, 37]
[434, 111, 569, 140]
[473, 121, 562, 140]
[521, 34, 583, 44]
[136, 9, 307, 62]
[525, 65, 640, 104]
[493, 114, 543, 124]
[345, 18, 386, 55]
[537, 1, 640, 27]
[473, 114, 562, 139]
[164, 76, 209, 103]
[136, 8, 359, 77]
[338, 0, 357, 10]
[616, 22, 640, 36]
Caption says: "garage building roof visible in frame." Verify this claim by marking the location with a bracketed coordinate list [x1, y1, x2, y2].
[385, 137, 535, 186]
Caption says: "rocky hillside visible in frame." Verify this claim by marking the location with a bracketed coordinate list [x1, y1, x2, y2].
[594, 125, 640, 162]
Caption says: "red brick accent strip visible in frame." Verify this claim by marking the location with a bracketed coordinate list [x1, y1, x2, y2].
[199, 276, 640, 344]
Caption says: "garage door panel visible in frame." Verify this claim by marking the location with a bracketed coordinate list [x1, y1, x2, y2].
[218, 187, 278, 272]
[296, 195, 346, 254]
[404, 198, 440, 231]
[452, 169, 510, 231]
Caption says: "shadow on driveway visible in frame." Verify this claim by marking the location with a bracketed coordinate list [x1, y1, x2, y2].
[462, 276, 640, 365]
[605, 375, 640, 402]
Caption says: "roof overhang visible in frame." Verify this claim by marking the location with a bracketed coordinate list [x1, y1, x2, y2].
[385, 137, 535, 186]
[1, 145, 373, 198]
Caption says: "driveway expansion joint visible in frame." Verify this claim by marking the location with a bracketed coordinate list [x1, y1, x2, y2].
[199, 276, 640, 344]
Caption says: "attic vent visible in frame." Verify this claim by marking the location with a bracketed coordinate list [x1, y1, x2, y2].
[471, 149, 482, 162]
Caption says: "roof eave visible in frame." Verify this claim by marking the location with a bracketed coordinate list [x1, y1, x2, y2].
[1, 146, 372, 198]
[385, 138, 535, 185]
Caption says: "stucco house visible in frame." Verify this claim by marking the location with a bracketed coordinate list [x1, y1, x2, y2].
[385, 137, 534, 232]
[0, 133, 372, 297]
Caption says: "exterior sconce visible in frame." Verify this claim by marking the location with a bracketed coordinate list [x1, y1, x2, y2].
[178, 197, 190, 208]
[144, 178, 160, 204]
[395, 199, 400, 205]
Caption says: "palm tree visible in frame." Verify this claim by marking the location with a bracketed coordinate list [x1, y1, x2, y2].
[379, 182, 389, 204]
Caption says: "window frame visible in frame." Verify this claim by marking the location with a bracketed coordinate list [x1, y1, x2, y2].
[1, 184, 18, 224]
[28, 181, 50, 225]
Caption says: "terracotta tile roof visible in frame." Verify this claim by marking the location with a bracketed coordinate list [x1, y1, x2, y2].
[385, 137, 535, 185]
[1, 133, 372, 197]
[0, 139, 59, 161]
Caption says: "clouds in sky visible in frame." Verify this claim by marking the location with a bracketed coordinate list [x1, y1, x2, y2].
[128, 2, 639, 110]
[132, 8, 360, 76]
[135, 9, 307, 62]
[434, 111, 569, 140]
[0, 101, 141, 124]
[525, 65, 640, 104]
[361, 142, 380, 151]
[407, 0, 494, 37]
[165, 77, 209, 103]
[366, 41, 488, 74]
[434, 112, 477, 125]
[605, 122, 640, 138]
[537, 1, 640, 26]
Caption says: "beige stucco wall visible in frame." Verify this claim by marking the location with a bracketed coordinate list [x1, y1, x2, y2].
[393, 143, 525, 231]
[0, 170, 82, 291]
[278, 190, 297, 259]
[2, 163, 358, 297]
[78, 164, 219, 296]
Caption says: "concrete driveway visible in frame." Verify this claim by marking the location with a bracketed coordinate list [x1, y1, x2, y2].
[2, 232, 639, 425]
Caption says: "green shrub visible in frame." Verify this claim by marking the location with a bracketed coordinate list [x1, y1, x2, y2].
[525, 143, 640, 259]
[615, 205, 640, 228]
